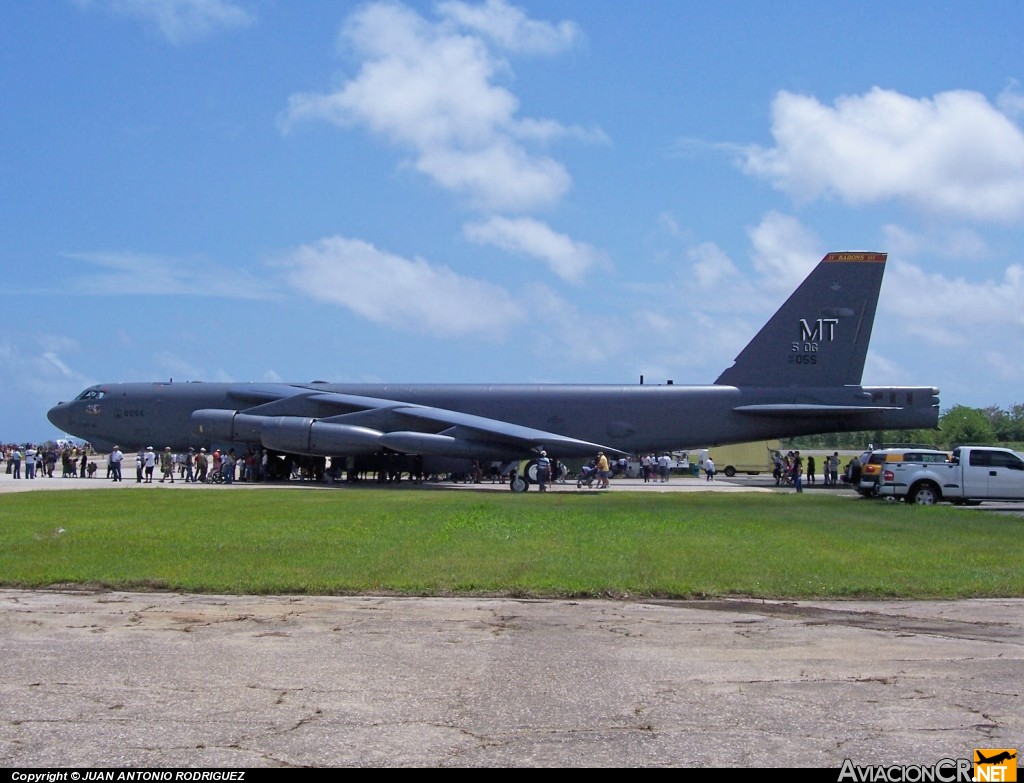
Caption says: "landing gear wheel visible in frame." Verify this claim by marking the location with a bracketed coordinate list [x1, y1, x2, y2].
[522, 459, 540, 483]
[509, 474, 528, 493]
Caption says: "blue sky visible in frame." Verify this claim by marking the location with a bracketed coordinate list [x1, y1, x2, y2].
[4, 0, 1024, 442]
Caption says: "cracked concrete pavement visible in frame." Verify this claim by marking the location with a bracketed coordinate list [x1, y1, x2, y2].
[1, 590, 1021, 767]
[2, 474, 1021, 766]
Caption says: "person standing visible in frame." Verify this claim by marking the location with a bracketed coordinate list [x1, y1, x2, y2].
[596, 451, 611, 489]
[143, 446, 156, 483]
[159, 447, 174, 483]
[221, 450, 236, 484]
[196, 448, 209, 483]
[807, 455, 816, 485]
[135, 450, 144, 483]
[24, 445, 36, 479]
[792, 451, 804, 493]
[658, 453, 672, 482]
[11, 447, 22, 479]
[110, 445, 123, 482]
[704, 454, 715, 481]
[536, 450, 551, 492]
[184, 448, 196, 483]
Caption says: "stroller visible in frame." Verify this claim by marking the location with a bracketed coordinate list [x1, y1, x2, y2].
[576, 463, 598, 489]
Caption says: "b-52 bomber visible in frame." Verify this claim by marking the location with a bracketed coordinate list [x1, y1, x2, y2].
[48, 251, 939, 490]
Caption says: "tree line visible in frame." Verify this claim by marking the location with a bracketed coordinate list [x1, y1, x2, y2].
[783, 403, 1024, 451]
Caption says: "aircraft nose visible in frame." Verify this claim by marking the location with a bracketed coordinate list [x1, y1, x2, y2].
[47, 402, 72, 432]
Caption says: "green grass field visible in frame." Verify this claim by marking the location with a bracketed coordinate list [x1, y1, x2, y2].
[1, 488, 1021, 598]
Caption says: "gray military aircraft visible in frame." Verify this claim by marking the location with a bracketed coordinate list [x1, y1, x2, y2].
[48, 251, 938, 490]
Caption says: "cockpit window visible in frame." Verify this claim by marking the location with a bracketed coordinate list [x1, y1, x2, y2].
[75, 388, 106, 400]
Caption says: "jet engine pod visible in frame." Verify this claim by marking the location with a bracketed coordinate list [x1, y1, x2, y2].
[260, 416, 383, 456]
[191, 409, 264, 444]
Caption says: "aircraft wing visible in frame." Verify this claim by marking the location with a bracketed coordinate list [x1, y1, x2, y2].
[201, 388, 626, 460]
[386, 405, 627, 457]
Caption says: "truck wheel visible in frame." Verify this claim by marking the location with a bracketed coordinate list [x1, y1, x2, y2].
[509, 475, 528, 493]
[909, 483, 939, 505]
[724, 466, 736, 478]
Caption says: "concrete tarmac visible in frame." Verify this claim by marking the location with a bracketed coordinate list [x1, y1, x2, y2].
[1, 473, 1021, 767]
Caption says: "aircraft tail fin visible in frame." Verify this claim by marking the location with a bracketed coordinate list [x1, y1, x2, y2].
[715, 252, 887, 388]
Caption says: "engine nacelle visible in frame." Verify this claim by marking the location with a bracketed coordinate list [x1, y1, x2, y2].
[260, 417, 383, 456]
[191, 409, 264, 444]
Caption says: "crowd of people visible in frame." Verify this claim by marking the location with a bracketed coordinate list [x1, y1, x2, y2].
[1, 443, 94, 479]
[3, 441, 866, 492]
[107, 445, 277, 484]
[0, 442, 283, 485]
[771, 450, 862, 493]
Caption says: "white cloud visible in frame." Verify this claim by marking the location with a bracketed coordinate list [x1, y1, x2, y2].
[280, 0, 590, 211]
[61, 252, 274, 300]
[96, 0, 255, 44]
[881, 224, 990, 262]
[998, 81, 1024, 119]
[463, 216, 607, 283]
[0, 336, 96, 441]
[688, 242, 738, 290]
[747, 211, 822, 291]
[740, 87, 1024, 222]
[436, 0, 580, 55]
[276, 235, 526, 338]
[884, 261, 1024, 340]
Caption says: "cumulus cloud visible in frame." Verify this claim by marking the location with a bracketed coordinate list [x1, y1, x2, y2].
[998, 81, 1024, 119]
[688, 242, 738, 290]
[881, 224, 990, 262]
[740, 87, 1024, 222]
[747, 211, 822, 290]
[280, 0, 592, 211]
[276, 235, 526, 338]
[867, 259, 1024, 396]
[436, 0, 580, 54]
[89, 0, 256, 44]
[463, 216, 607, 283]
[884, 261, 1024, 344]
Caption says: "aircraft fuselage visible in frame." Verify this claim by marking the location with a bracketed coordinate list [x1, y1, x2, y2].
[47, 380, 939, 456]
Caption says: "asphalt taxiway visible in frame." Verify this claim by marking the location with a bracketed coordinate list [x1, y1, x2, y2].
[1, 474, 1021, 767]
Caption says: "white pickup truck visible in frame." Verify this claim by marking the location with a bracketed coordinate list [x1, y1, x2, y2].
[876, 445, 1024, 504]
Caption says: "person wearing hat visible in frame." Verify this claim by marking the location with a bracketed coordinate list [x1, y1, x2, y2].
[143, 446, 157, 483]
[109, 445, 123, 482]
[159, 447, 174, 483]
[195, 448, 209, 483]
[184, 447, 196, 483]
[536, 450, 551, 492]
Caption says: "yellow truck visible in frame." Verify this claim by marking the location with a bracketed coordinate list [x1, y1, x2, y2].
[698, 440, 780, 477]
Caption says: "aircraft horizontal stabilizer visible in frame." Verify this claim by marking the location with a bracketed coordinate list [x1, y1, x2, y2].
[732, 404, 899, 417]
